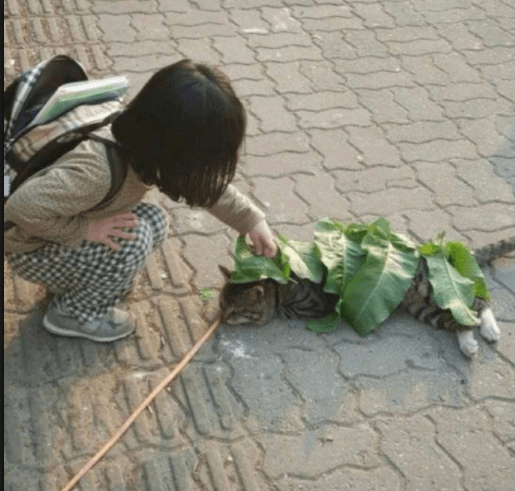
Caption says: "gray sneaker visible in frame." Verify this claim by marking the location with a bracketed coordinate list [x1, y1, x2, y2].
[43, 298, 136, 342]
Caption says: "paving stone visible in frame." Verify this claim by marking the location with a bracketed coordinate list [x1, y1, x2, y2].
[429, 405, 515, 491]
[436, 22, 485, 51]
[181, 233, 232, 289]
[213, 36, 256, 64]
[97, 14, 138, 42]
[259, 424, 381, 479]
[334, 56, 402, 75]
[247, 32, 312, 48]
[420, 6, 486, 24]
[347, 126, 404, 167]
[463, 45, 515, 65]
[233, 77, 276, 97]
[131, 13, 170, 40]
[217, 329, 303, 433]
[246, 131, 311, 155]
[469, 356, 515, 400]
[252, 176, 309, 224]
[230, 8, 269, 33]
[485, 400, 515, 442]
[413, 161, 478, 207]
[345, 71, 415, 90]
[453, 158, 515, 203]
[299, 60, 348, 91]
[261, 7, 303, 33]
[354, 3, 396, 28]
[386, 39, 452, 56]
[242, 151, 322, 177]
[345, 30, 389, 57]
[404, 209, 468, 243]
[357, 89, 409, 124]
[400, 54, 450, 85]
[275, 467, 401, 491]
[92, 0, 156, 14]
[333, 165, 416, 194]
[398, 139, 478, 162]
[390, 86, 445, 121]
[335, 334, 444, 379]
[348, 186, 435, 216]
[292, 5, 353, 19]
[449, 203, 515, 231]
[384, 120, 461, 144]
[377, 414, 462, 491]
[282, 346, 352, 425]
[309, 128, 365, 170]
[293, 172, 353, 221]
[247, 95, 297, 132]
[298, 107, 371, 129]
[112, 53, 180, 73]
[256, 45, 324, 62]
[494, 79, 515, 103]
[286, 90, 359, 111]
[383, 1, 426, 26]
[313, 31, 358, 59]
[300, 16, 364, 32]
[376, 26, 440, 43]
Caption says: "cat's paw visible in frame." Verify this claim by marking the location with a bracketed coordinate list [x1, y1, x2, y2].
[479, 307, 500, 342]
[457, 330, 479, 357]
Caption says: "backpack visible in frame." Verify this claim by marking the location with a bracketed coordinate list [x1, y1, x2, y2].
[4, 55, 128, 212]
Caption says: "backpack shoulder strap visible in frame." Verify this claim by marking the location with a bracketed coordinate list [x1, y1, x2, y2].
[87, 139, 128, 212]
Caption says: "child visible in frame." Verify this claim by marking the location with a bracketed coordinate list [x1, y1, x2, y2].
[4, 59, 277, 342]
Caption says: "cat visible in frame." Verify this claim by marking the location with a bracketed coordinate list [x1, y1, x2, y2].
[219, 236, 515, 357]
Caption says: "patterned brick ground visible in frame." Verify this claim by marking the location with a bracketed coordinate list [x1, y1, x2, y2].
[4, 0, 515, 490]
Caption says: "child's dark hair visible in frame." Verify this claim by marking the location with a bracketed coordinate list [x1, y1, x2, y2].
[111, 59, 246, 207]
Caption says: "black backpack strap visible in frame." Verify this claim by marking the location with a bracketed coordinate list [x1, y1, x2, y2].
[87, 139, 128, 212]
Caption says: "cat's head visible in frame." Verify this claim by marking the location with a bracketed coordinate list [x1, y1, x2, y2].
[218, 265, 274, 325]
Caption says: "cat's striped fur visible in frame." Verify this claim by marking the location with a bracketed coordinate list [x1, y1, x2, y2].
[219, 236, 515, 357]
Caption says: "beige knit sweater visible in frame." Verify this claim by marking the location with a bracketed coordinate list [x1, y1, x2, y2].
[4, 127, 266, 254]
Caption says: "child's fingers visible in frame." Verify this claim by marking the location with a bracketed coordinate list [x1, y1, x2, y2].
[115, 230, 137, 240]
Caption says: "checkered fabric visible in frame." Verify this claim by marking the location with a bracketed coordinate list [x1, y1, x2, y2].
[6, 203, 168, 322]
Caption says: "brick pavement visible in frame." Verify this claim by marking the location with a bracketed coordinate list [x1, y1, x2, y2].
[4, 0, 515, 490]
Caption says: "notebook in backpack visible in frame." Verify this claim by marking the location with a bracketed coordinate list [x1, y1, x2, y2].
[4, 55, 129, 212]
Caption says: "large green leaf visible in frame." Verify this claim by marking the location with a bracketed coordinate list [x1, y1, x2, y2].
[423, 250, 478, 326]
[306, 311, 341, 333]
[278, 235, 324, 283]
[446, 241, 490, 301]
[231, 235, 291, 284]
[340, 219, 420, 336]
[314, 218, 366, 295]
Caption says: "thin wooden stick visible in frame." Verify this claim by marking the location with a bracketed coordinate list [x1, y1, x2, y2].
[61, 316, 222, 491]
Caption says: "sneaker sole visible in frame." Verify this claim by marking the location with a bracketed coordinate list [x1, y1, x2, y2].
[43, 315, 135, 343]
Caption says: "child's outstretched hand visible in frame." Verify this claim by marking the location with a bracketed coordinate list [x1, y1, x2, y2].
[86, 213, 138, 251]
[248, 220, 278, 258]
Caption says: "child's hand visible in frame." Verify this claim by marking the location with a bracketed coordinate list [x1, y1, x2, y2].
[86, 213, 138, 251]
[248, 220, 278, 258]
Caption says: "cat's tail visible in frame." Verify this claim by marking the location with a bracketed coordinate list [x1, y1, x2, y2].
[473, 236, 515, 267]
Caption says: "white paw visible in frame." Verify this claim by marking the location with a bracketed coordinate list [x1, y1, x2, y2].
[479, 308, 500, 342]
[457, 330, 479, 357]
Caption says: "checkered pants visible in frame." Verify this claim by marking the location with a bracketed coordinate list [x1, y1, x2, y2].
[6, 203, 168, 322]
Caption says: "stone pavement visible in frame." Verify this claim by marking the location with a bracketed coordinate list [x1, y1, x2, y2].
[3, 0, 515, 489]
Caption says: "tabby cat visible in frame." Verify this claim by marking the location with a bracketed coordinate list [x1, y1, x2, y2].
[219, 237, 515, 357]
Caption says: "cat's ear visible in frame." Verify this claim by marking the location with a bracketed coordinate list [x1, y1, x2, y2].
[218, 265, 233, 280]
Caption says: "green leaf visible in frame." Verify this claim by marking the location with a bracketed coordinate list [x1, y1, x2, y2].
[314, 218, 366, 295]
[231, 235, 290, 284]
[306, 311, 341, 333]
[278, 235, 324, 283]
[446, 241, 490, 301]
[423, 250, 478, 326]
[341, 228, 420, 336]
[200, 288, 214, 300]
